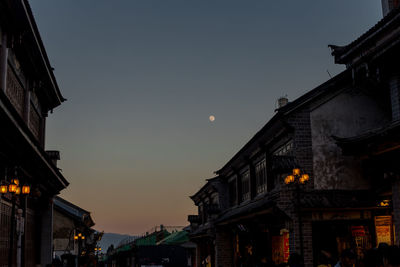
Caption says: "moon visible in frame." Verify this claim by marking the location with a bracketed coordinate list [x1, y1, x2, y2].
[209, 115, 215, 122]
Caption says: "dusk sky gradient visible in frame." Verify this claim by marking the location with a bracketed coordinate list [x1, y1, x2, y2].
[29, 0, 382, 235]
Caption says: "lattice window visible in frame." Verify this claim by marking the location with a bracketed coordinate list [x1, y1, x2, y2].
[29, 104, 41, 140]
[241, 171, 250, 202]
[211, 193, 219, 206]
[6, 67, 25, 117]
[273, 140, 293, 156]
[255, 159, 267, 194]
[229, 178, 237, 207]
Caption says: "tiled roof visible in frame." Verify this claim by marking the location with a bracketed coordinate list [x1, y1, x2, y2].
[190, 176, 219, 202]
[330, 5, 400, 63]
[54, 197, 94, 226]
[333, 120, 400, 145]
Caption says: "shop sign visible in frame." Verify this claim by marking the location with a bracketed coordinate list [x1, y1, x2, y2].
[375, 216, 393, 245]
[312, 211, 371, 221]
[351, 226, 366, 237]
[283, 231, 289, 263]
[272, 229, 289, 264]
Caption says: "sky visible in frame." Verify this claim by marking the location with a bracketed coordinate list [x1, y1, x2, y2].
[29, 0, 382, 235]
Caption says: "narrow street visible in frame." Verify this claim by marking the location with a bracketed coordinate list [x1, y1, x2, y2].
[1, 1, 400, 267]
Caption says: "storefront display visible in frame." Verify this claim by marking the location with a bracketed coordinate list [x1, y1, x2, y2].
[375, 216, 393, 246]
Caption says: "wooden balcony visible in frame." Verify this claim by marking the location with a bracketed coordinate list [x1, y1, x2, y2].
[5, 65, 42, 142]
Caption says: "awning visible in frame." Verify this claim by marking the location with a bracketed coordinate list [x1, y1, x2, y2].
[333, 121, 400, 156]
[215, 195, 288, 225]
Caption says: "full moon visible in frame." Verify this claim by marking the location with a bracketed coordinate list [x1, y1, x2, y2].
[209, 115, 215, 122]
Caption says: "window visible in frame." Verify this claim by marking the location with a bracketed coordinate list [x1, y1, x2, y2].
[198, 204, 204, 224]
[241, 171, 250, 202]
[255, 159, 267, 194]
[229, 178, 237, 207]
[273, 140, 293, 156]
[211, 193, 219, 206]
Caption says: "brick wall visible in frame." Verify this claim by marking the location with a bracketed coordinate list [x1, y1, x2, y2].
[215, 228, 233, 267]
[281, 109, 314, 267]
[287, 107, 314, 190]
[278, 189, 314, 267]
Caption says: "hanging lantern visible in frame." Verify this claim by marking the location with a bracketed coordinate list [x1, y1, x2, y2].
[8, 182, 17, 193]
[15, 187, 21, 195]
[0, 181, 8, 194]
[300, 174, 310, 183]
[293, 168, 301, 176]
[22, 185, 30, 195]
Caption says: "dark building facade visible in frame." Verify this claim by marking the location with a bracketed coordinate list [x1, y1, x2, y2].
[53, 197, 96, 265]
[0, 0, 68, 266]
[188, 2, 400, 267]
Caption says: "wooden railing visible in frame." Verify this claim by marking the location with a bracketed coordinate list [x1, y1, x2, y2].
[5, 65, 42, 142]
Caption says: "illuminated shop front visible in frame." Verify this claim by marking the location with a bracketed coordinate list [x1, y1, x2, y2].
[307, 192, 395, 265]
[216, 204, 290, 267]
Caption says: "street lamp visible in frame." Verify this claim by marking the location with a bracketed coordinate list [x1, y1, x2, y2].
[94, 246, 102, 255]
[0, 171, 31, 267]
[284, 168, 310, 261]
[74, 232, 86, 258]
[284, 168, 309, 185]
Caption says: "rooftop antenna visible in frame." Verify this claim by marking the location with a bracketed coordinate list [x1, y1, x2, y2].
[327, 69, 332, 78]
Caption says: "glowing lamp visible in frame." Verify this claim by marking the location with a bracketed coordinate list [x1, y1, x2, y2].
[22, 185, 30, 195]
[78, 233, 82, 237]
[285, 175, 294, 185]
[378, 200, 390, 207]
[0, 182, 8, 194]
[16, 187, 21, 195]
[74, 235, 78, 240]
[95, 248, 98, 251]
[11, 179, 19, 186]
[293, 168, 301, 176]
[8, 182, 17, 193]
[284, 176, 290, 185]
[81, 236, 85, 240]
[99, 248, 102, 251]
[300, 174, 310, 183]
